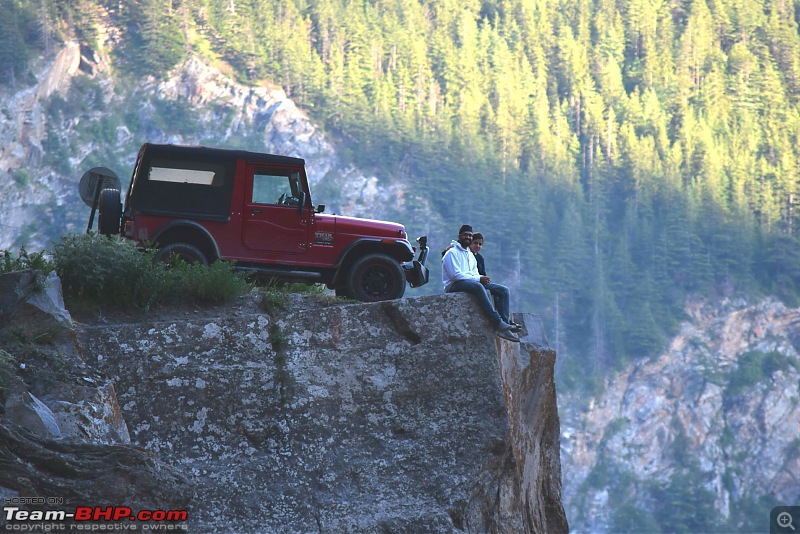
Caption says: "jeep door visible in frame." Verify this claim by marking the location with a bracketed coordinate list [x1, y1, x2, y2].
[243, 166, 309, 254]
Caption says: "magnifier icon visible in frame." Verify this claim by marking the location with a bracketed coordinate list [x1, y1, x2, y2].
[779, 512, 796, 531]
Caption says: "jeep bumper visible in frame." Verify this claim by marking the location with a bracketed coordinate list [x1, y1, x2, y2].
[403, 236, 430, 288]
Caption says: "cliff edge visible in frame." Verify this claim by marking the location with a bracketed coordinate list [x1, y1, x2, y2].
[1, 273, 567, 532]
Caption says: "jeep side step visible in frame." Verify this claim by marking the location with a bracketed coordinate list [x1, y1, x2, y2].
[234, 266, 324, 283]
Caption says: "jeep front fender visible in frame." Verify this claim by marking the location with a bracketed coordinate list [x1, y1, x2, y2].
[332, 238, 414, 285]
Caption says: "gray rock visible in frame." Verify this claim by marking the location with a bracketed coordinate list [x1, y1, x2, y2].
[0, 421, 189, 511]
[561, 296, 800, 531]
[0, 270, 39, 319]
[0, 270, 72, 343]
[4, 391, 62, 439]
[0, 271, 178, 514]
[79, 292, 568, 532]
[1, 268, 567, 532]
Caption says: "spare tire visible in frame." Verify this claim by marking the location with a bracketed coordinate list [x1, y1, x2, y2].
[97, 188, 122, 236]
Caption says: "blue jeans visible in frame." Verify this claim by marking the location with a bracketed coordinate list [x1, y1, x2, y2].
[446, 279, 503, 327]
[485, 282, 510, 324]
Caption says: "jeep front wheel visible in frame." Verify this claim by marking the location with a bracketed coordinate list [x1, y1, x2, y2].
[346, 253, 406, 302]
[153, 243, 208, 265]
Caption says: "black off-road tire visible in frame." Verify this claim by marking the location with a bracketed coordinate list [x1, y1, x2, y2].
[334, 286, 351, 298]
[97, 188, 122, 236]
[153, 243, 208, 265]
[345, 253, 406, 302]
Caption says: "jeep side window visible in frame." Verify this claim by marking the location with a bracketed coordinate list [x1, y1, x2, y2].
[252, 171, 302, 206]
[150, 167, 220, 186]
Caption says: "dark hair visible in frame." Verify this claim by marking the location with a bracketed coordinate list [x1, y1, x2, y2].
[458, 224, 473, 234]
[472, 232, 484, 241]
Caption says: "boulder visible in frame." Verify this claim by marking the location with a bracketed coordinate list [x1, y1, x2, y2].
[0, 270, 73, 343]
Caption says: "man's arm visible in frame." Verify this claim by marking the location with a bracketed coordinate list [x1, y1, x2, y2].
[476, 253, 487, 277]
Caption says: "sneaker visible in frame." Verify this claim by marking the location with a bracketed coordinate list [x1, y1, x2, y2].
[496, 329, 520, 342]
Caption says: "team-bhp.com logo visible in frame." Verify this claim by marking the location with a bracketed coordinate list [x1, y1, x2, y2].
[3, 503, 188, 531]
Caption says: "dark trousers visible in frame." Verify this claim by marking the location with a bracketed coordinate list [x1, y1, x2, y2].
[485, 282, 510, 324]
[446, 279, 503, 328]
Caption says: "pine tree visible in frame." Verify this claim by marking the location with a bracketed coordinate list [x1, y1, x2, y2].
[0, 2, 32, 87]
[139, 0, 186, 75]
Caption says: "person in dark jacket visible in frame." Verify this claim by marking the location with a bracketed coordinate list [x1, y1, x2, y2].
[468, 232, 519, 331]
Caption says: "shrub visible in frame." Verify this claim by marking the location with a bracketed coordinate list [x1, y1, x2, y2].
[0, 349, 15, 392]
[259, 285, 290, 312]
[725, 350, 796, 398]
[10, 169, 29, 187]
[1, 246, 54, 275]
[53, 233, 159, 308]
[162, 258, 250, 305]
[52, 233, 249, 309]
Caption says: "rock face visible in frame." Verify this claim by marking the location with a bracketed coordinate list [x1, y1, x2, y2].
[0, 270, 72, 343]
[560, 296, 800, 532]
[498, 319, 568, 533]
[0, 271, 189, 516]
[76, 292, 567, 532]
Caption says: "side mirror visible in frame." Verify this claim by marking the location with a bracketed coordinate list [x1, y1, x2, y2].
[316, 204, 325, 214]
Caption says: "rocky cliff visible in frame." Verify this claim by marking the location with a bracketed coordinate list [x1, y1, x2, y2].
[0, 270, 189, 514]
[0, 272, 567, 532]
[560, 296, 800, 532]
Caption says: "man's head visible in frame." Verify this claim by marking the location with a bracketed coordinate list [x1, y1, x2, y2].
[469, 232, 484, 254]
[457, 224, 473, 248]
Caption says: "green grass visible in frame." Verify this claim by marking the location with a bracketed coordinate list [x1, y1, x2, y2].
[258, 281, 350, 313]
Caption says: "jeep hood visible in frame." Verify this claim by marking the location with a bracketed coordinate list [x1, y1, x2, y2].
[317, 213, 406, 239]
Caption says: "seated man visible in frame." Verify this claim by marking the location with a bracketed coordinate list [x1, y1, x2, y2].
[442, 224, 519, 342]
[469, 232, 520, 331]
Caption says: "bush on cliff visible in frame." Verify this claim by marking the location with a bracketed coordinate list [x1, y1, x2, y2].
[47, 233, 249, 309]
[52, 233, 249, 308]
[1, 246, 54, 275]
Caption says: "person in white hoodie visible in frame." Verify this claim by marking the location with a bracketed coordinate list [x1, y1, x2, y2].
[442, 224, 519, 342]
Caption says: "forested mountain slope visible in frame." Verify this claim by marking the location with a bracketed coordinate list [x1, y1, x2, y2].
[1, 1, 799, 529]
[3, 0, 798, 385]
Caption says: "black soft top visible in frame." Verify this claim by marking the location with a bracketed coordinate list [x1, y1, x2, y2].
[138, 143, 306, 166]
[125, 143, 306, 221]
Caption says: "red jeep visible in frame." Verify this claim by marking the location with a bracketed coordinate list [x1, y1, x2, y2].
[82, 143, 429, 302]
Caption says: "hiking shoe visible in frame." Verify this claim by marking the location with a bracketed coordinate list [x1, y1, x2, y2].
[496, 328, 520, 342]
[507, 321, 522, 333]
[497, 321, 514, 332]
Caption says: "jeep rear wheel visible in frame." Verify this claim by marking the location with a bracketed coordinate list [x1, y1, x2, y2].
[346, 253, 406, 302]
[98, 188, 122, 236]
[153, 243, 208, 265]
